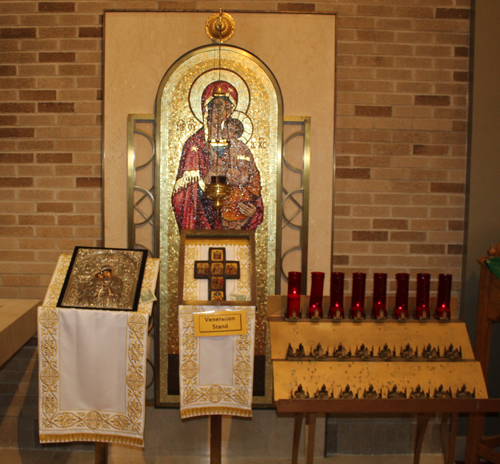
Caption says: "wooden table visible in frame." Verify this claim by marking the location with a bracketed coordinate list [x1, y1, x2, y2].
[277, 398, 500, 464]
[0, 298, 39, 367]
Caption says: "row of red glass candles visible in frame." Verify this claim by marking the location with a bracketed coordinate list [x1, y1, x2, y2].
[286, 272, 452, 320]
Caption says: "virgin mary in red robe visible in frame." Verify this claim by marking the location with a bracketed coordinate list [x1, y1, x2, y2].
[172, 80, 263, 230]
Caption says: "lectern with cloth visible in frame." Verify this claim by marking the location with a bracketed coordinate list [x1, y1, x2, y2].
[38, 251, 159, 452]
[174, 230, 257, 461]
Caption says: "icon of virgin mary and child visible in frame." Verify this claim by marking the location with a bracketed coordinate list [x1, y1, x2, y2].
[172, 80, 263, 230]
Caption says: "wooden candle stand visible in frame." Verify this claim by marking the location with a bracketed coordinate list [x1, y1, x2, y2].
[269, 291, 500, 464]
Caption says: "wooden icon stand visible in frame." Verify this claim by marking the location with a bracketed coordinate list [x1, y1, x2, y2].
[210, 415, 222, 464]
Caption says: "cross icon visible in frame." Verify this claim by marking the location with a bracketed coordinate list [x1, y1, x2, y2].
[194, 247, 240, 301]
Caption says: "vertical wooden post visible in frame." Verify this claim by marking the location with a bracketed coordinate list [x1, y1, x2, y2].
[305, 412, 316, 464]
[442, 413, 458, 464]
[210, 414, 222, 464]
[292, 413, 304, 464]
[95, 443, 108, 464]
[466, 251, 498, 464]
[413, 413, 431, 464]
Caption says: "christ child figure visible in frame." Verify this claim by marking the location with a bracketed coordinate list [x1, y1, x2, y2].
[219, 117, 263, 229]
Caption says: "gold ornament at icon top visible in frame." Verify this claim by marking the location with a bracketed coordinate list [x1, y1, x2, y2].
[206, 10, 235, 43]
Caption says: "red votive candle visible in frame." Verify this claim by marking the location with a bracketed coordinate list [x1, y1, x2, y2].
[286, 272, 302, 319]
[372, 273, 387, 319]
[330, 272, 345, 319]
[394, 273, 409, 320]
[436, 273, 452, 320]
[415, 273, 430, 320]
[309, 272, 325, 318]
[351, 273, 366, 320]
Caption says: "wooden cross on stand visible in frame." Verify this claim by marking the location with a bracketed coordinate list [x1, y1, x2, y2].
[194, 247, 240, 301]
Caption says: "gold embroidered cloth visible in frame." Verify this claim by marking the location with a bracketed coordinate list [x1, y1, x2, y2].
[38, 254, 159, 447]
[179, 305, 255, 418]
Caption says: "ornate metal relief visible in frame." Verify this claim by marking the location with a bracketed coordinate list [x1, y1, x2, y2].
[58, 247, 147, 311]
[205, 11, 235, 43]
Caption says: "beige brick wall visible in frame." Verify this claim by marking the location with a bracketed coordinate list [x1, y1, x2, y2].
[331, 0, 470, 299]
[0, 1, 470, 302]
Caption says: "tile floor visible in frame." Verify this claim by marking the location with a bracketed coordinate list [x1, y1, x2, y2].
[0, 448, 446, 464]
[0, 407, 452, 463]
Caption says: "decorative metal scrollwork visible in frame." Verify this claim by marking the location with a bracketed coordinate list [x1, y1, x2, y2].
[127, 114, 155, 257]
[281, 117, 311, 294]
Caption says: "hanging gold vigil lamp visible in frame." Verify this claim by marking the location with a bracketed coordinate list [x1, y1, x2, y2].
[205, 175, 231, 212]
[206, 10, 235, 43]
[203, 10, 236, 213]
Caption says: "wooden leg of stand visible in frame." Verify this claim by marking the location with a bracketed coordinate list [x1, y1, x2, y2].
[446, 413, 458, 464]
[413, 413, 431, 464]
[95, 443, 108, 464]
[292, 413, 304, 464]
[440, 413, 450, 464]
[440, 413, 458, 464]
[210, 415, 222, 464]
[465, 413, 483, 464]
[305, 412, 316, 464]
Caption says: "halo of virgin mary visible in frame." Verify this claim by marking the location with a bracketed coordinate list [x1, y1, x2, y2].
[172, 80, 264, 230]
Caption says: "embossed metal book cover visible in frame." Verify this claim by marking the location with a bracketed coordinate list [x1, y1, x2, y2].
[57, 247, 148, 312]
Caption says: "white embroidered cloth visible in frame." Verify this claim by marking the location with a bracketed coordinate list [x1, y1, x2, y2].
[179, 305, 255, 418]
[38, 254, 159, 447]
